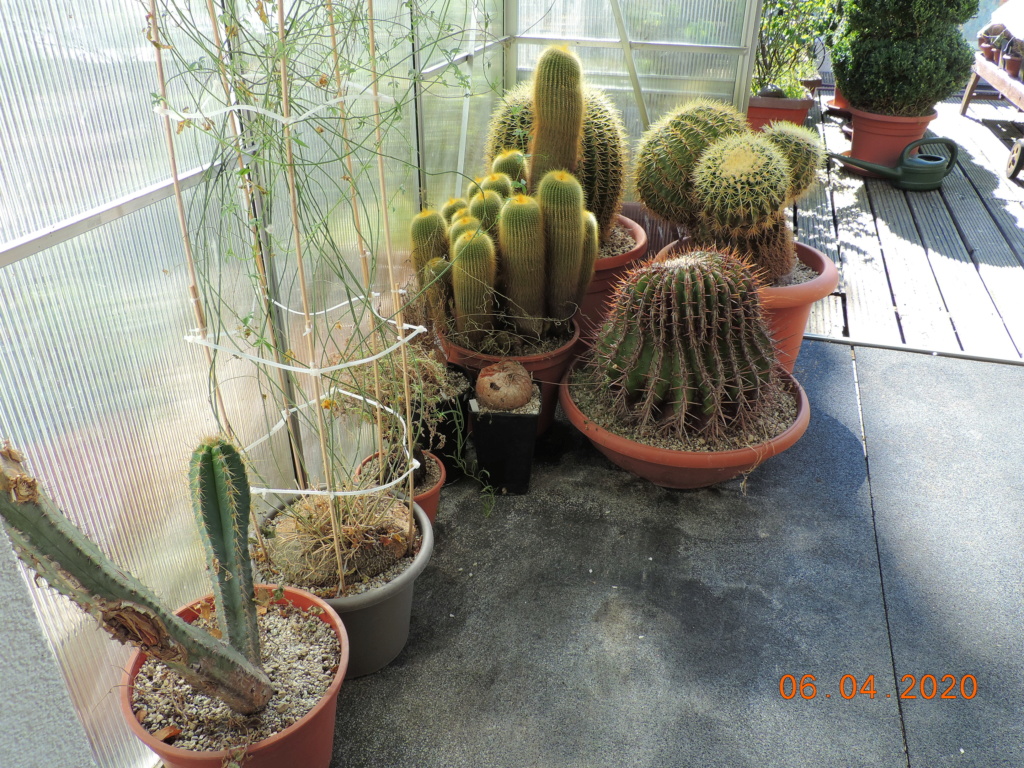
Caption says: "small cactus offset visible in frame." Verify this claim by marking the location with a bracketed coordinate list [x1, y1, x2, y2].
[760, 122, 825, 204]
[422, 256, 452, 329]
[0, 439, 273, 715]
[528, 46, 584, 192]
[410, 210, 448, 288]
[480, 172, 514, 199]
[492, 150, 527, 188]
[498, 194, 547, 338]
[537, 170, 587, 324]
[593, 250, 781, 440]
[574, 212, 600, 309]
[469, 189, 504, 238]
[441, 197, 469, 224]
[448, 214, 481, 249]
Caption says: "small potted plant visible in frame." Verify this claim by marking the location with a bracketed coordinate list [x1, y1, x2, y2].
[470, 360, 540, 495]
[748, 0, 835, 130]
[634, 99, 837, 371]
[829, 0, 977, 170]
[559, 249, 810, 489]
[0, 438, 349, 768]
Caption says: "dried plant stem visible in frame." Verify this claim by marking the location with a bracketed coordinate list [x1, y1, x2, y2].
[148, 3, 233, 439]
[275, 2, 344, 592]
[393, 285, 416, 553]
[326, 0, 385, 472]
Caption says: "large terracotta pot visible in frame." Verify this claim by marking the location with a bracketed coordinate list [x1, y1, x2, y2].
[844, 106, 937, 177]
[577, 214, 648, 343]
[324, 503, 434, 678]
[120, 585, 349, 768]
[746, 94, 814, 131]
[560, 367, 810, 489]
[825, 86, 852, 119]
[355, 450, 445, 523]
[440, 321, 580, 435]
[655, 240, 839, 373]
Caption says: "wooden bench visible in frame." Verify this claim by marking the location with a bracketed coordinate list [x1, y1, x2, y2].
[960, 52, 1024, 177]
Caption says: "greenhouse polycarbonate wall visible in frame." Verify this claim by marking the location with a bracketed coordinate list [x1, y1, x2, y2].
[0, 1, 759, 765]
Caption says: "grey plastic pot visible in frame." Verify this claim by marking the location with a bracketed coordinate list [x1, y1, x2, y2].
[324, 503, 434, 678]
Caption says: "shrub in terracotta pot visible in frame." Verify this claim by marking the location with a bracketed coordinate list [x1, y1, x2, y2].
[830, 0, 977, 168]
[560, 249, 809, 489]
[0, 438, 348, 768]
[635, 101, 837, 370]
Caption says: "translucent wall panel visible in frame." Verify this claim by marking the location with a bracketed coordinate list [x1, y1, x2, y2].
[0, 198, 233, 768]
[621, 0, 750, 46]
[0, 0, 210, 243]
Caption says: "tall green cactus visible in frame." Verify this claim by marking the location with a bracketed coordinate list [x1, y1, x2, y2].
[593, 250, 780, 440]
[537, 170, 587, 324]
[575, 211, 600, 310]
[498, 194, 547, 338]
[451, 230, 498, 347]
[528, 46, 584, 193]
[410, 210, 448, 288]
[0, 439, 273, 715]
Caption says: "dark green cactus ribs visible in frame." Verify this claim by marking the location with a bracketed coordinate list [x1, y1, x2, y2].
[0, 438, 273, 715]
[593, 249, 782, 440]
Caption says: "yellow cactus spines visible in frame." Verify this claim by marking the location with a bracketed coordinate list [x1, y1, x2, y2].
[451, 230, 498, 348]
[480, 172, 515, 199]
[692, 133, 791, 235]
[492, 149, 528, 188]
[448, 214, 481, 249]
[537, 170, 586, 324]
[760, 122, 825, 204]
[441, 197, 469, 223]
[528, 46, 584, 193]
[469, 189, 504, 239]
[409, 209, 448, 288]
[498, 194, 547, 338]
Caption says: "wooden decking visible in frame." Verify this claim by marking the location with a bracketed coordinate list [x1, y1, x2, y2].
[800, 87, 1024, 362]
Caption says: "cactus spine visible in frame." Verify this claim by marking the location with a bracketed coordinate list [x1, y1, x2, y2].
[528, 46, 584, 193]
[0, 439, 273, 715]
[498, 195, 547, 338]
[410, 210, 448, 288]
[537, 171, 586, 324]
[451, 230, 498, 347]
[594, 250, 780, 440]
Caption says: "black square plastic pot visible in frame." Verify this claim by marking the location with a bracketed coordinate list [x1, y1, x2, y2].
[470, 399, 538, 495]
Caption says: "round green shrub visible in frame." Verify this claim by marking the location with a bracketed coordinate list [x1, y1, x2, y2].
[845, 0, 978, 35]
[831, 27, 974, 117]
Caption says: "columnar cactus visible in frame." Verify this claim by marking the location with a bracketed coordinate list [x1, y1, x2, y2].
[451, 230, 498, 347]
[441, 197, 469, 223]
[410, 210, 448, 288]
[537, 170, 587, 324]
[492, 150, 527, 187]
[0, 438, 273, 715]
[593, 250, 781, 440]
[498, 195, 547, 338]
[528, 46, 584, 192]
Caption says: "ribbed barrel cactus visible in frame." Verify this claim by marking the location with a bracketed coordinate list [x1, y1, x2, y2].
[0, 438, 274, 715]
[593, 250, 782, 440]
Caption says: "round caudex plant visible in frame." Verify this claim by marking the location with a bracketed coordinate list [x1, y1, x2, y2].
[635, 100, 825, 282]
[591, 249, 787, 443]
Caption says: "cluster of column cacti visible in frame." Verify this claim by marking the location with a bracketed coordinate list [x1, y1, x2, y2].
[593, 249, 782, 440]
[411, 46, 613, 351]
[634, 100, 825, 282]
[0, 437, 274, 715]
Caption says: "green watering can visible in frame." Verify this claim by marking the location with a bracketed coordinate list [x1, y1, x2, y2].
[829, 138, 958, 191]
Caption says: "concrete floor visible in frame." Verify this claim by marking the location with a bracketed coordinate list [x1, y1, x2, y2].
[331, 340, 1024, 768]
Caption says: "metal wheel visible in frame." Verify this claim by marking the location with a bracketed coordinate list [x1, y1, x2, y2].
[1006, 140, 1024, 179]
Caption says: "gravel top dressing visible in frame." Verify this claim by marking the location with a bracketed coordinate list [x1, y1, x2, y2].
[132, 601, 340, 753]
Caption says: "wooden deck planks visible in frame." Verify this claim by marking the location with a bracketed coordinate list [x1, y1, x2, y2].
[817, 96, 903, 345]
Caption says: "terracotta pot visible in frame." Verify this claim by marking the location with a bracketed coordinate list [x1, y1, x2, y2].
[120, 586, 348, 768]
[355, 450, 445, 523]
[577, 214, 649, 344]
[825, 86, 852, 119]
[844, 106, 937, 178]
[560, 367, 810, 489]
[656, 240, 839, 373]
[746, 94, 814, 131]
[800, 76, 823, 94]
[440, 321, 580, 435]
[981, 42, 997, 63]
[325, 504, 434, 678]
[1004, 54, 1022, 78]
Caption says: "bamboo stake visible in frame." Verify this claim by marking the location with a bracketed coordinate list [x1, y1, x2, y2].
[147, 4, 234, 439]
[275, 1, 346, 594]
[393, 285, 417, 553]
